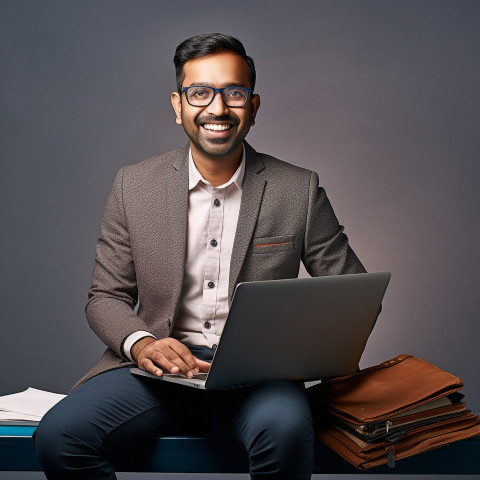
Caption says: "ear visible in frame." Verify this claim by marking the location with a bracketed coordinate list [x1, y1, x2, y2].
[171, 92, 183, 125]
[250, 94, 261, 126]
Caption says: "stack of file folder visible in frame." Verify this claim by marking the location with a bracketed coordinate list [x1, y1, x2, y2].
[309, 354, 480, 469]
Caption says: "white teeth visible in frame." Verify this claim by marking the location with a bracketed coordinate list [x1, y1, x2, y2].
[203, 124, 231, 131]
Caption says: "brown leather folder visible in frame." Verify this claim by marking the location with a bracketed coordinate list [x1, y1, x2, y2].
[317, 413, 480, 469]
[333, 397, 468, 442]
[308, 354, 480, 469]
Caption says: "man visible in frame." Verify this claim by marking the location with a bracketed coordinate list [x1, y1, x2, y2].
[35, 33, 365, 479]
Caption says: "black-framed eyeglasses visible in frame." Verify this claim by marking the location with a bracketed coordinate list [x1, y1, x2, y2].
[182, 85, 252, 107]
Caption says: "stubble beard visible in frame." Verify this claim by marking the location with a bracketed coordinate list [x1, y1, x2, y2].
[189, 132, 245, 158]
[183, 112, 251, 159]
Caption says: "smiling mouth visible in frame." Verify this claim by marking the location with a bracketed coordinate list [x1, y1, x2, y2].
[201, 123, 233, 131]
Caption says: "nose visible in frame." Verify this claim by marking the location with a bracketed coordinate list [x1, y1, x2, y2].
[206, 92, 229, 116]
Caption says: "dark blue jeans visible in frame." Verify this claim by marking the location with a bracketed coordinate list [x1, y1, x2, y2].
[34, 347, 314, 479]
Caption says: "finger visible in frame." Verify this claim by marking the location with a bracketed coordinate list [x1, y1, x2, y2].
[193, 357, 212, 373]
[169, 342, 201, 374]
[148, 350, 184, 375]
[155, 348, 200, 378]
[139, 357, 163, 377]
[141, 338, 194, 378]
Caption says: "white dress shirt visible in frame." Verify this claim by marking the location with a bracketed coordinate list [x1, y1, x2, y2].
[122, 146, 245, 360]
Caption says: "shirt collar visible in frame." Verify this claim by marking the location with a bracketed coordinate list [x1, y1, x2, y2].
[188, 144, 246, 191]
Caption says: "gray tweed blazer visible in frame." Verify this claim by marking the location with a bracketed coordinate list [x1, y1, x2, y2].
[73, 141, 365, 390]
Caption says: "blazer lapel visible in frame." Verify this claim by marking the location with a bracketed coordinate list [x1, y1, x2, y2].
[228, 142, 266, 302]
[165, 144, 189, 318]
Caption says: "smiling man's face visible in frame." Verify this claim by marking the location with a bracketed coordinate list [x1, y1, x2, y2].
[171, 51, 260, 161]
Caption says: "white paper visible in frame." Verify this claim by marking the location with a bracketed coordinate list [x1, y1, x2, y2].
[0, 411, 42, 421]
[0, 387, 66, 419]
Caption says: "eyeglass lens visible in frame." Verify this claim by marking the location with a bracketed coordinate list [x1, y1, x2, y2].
[186, 87, 248, 107]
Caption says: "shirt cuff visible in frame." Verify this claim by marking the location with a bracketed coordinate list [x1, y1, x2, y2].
[122, 331, 157, 362]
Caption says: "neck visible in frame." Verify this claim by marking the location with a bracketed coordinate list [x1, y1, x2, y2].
[190, 143, 243, 187]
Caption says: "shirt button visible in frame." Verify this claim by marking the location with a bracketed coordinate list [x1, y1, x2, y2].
[208, 281, 215, 288]
[212, 344, 217, 350]
[204, 321, 211, 329]
[213, 198, 221, 207]
[210, 239, 218, 247]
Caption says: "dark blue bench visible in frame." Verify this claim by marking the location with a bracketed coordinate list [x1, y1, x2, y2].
[1, 426, 479, 474]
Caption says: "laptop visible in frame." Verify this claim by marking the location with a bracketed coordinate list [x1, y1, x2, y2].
[131, 271, 391, 389]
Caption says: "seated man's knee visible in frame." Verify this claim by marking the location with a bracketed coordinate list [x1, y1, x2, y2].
[254, 407, 313, 449]
[35, 405, 102, 473]
[243, 384, 314, 478]
[253, 383, 313, 443]
[35, 411, 69, 470]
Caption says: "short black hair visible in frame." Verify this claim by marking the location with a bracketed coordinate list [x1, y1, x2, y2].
[174, 33, 256, 94]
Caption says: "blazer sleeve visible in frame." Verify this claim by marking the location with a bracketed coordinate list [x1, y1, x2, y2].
[302, 171, 366, 276]
[85, 167, 152, 358]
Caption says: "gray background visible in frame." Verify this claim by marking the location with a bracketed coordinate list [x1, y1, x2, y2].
[1, 0, 479, 478]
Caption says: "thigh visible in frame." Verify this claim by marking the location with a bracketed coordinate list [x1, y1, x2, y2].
[206, 381, 314, 479]
[206, 380, 314, 447]
[36, 367, 206, 463]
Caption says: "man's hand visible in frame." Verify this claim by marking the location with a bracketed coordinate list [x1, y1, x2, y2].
[131, 337, 211, 378]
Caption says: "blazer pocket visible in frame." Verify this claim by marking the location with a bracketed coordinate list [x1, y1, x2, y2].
[252, 235, 295, 254]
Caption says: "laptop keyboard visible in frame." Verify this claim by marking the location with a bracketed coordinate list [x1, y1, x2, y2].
[163, 372, 208, 380]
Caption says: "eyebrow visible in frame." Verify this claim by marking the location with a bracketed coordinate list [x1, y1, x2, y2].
[186, 82, 249, 88]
